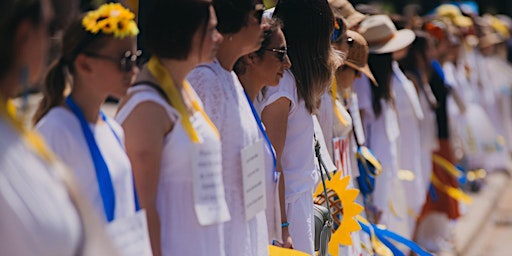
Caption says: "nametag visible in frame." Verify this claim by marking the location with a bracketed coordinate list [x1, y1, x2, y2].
[241, 140, 267, 221]
[106, 210, 152, 256]
[193, 142, 231, 226]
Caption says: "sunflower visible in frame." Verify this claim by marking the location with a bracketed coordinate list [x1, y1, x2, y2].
[82, 3, 139, 38]
[313, 172, 364, 255]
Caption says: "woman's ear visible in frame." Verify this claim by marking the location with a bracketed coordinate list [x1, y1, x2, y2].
[245, 53, 258, 66]
[74, 54, 92, 74]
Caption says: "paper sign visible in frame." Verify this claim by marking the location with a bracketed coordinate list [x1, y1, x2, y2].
[241, 140, 267, 221]
[106, 210, 152, 256]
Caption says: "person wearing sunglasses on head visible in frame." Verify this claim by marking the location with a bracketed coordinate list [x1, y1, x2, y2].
[186, 0, 270, 255]
[234, 17, 292, 248]
[116, 0, 228, 255]
[33, 3, 151, 254]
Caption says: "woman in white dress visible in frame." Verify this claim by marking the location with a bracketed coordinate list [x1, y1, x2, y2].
[0, 0, 116, 255]
[186, 1, 270, 255]
[234, 19, 292, 245]
[256, 0, 341, 254]
[116, 1, 228, 255]
[354, 14, 415, 240]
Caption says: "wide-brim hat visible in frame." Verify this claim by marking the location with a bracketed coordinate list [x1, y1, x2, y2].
[343, 30, 377, 86]
[328, 0, 367, 29]
[357, 14, 415, 54]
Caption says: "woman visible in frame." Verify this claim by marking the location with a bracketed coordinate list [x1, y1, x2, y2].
[116, 1, 227, 255]
[33, 3, 149, 254]
[0, 0, 117, 255]
[186, 0, 270, 255]
[255, 0, 341, 254]
[354, 14, 414, 239]
[317, 28, 378, 256]
[234, 19, 292, 245]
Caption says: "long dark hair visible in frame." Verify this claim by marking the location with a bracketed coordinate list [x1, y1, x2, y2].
[274, 0, 341, 114]
[368, 52, 393, 117]
[33, 16, 110, 124]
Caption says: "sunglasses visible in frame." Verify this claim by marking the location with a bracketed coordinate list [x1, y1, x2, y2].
[341, 65, 360, 76]
[331, 18, 345, 43]
[253, 4, 265, 24]
[83, 50, 142, 72]
[265, 47, 287, 62]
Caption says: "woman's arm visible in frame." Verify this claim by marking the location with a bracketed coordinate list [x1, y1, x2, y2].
[121, 102, 172, 256]
[260, 97, 293, 249]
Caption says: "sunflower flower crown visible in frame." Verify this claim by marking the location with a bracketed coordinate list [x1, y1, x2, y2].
[82, 3, 139, 38]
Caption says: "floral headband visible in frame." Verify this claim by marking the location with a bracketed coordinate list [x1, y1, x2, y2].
[82, 3, 139, 38]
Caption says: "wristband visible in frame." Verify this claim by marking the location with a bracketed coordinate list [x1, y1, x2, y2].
[281, 222, 290, 228]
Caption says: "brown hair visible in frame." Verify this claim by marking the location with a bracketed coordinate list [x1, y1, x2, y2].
[33, 16, 110, 124]
[0, 0, 43, 80]
[274, 0, 341, 114]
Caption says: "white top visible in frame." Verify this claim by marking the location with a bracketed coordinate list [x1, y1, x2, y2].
[392, 62, 426, 228]
[116, 84, 225, 256]
[353, 75, 410, 238]
[36, 107, 136, 221]
[255, 70, 318, 203]
[0, 118, 82, 256]
[187, 60, 269, 256]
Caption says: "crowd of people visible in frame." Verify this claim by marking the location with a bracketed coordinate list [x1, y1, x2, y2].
[1, 0, 512, 255]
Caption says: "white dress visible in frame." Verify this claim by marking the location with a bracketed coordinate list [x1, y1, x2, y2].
[353, 75, 410, 240]
[36, 107, 136, 221]
[392, 61, 425, 231]
[0, 118, 82, 256]
[187, 60, 269, 256]
[116, 84, 226, 256]
[255, 70, 317, 255]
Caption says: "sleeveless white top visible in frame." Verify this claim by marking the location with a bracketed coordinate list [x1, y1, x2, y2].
[0, 118, 82, 256]
[36, 107, 136, 221]
[116, 84, 225, 256]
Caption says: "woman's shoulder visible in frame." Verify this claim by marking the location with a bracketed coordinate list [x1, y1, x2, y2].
[36, 107, 79, 135]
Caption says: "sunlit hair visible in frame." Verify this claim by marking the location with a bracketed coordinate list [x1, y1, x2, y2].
[274, 0, 342, 114]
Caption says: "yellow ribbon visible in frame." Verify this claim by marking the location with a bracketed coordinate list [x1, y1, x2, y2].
[432, 154, 463, 178]
[147, 56, 220, 142]
[356, 215, 393, 256]
[268, 245, 309, 256]
[331, 77, 348, 127]
[356, 146, 383, 176]
[0, 95, 54, 163]
[431, 173, 472, 204]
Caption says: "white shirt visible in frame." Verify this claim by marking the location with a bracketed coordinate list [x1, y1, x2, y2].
[255, 70, 318, 203]
[36, 107, 136, 221]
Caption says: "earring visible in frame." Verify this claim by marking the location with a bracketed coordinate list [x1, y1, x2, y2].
[228, 36, 233, 41]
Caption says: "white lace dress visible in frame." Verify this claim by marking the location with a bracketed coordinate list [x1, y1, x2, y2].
[187, 60, 269, 256]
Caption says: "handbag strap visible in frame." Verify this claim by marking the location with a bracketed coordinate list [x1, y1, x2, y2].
[314, 136, 333, 223]
[346, 108, 361, 147]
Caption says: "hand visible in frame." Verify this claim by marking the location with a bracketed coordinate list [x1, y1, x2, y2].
[281, 227, 293, 249]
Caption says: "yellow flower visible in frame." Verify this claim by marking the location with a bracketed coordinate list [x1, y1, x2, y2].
[82, 3, 139, 38]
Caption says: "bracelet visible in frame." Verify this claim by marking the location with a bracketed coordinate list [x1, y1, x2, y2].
[281, 222, 290, 228]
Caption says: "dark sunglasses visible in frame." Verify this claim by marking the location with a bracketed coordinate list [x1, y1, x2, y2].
[253, 4, 265, 24]
[265, 47, 287, 62]
[341, 65, 360, 76]
[83, 50, 142, 72]
[331, 18, 345, 43]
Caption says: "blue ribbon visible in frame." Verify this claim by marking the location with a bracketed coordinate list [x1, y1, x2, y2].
[243, 91, 279, 182]
[66, 96, 139, 222]
[358, 220, 433, 256]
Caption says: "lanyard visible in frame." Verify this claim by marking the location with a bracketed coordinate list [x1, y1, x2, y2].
[331, 77, 348, 126]
[66, 96, 119, 222]
[147, 56, 219, 142]
[0, 96, 54, 163]
[243, 90, 278, 182]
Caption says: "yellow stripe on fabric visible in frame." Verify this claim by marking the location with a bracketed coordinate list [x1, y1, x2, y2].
[356, 216, 393, 256]
[331, 77, 348, 126]
[358, 146, 382, 175]
[147, 56, 219, 143]
[268, 245, 309, 256]
[0, 95, 54, 163]
[431, 173, 472, 204]
[432, 154, 463, 178]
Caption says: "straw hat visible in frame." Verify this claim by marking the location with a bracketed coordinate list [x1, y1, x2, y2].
[357, 14, 415, 54]
[328, 0, 366, 29]
[343, 30, 377, 86]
